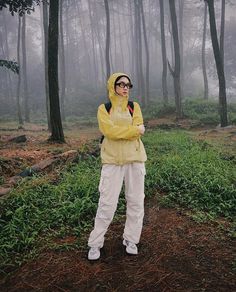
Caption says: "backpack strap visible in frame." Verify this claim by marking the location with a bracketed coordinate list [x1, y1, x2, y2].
[104, 102, 112, 114]
[127, 101, 134, 116]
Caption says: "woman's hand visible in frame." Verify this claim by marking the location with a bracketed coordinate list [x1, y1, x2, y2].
[137, 124, 145, 135]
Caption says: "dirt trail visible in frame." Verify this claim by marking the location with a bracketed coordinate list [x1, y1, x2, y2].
[1, 195, 235, 292]
[1, 122, 236, 291]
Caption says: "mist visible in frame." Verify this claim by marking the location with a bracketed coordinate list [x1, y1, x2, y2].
[0, 0, 236, 119]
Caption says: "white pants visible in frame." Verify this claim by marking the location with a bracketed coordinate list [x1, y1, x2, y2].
[88, 162, 146, 248]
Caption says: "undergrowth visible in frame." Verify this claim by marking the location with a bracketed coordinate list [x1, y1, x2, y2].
[0, 129, 235, 273]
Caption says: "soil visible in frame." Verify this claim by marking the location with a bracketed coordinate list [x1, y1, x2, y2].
[0, 120, 235, 291]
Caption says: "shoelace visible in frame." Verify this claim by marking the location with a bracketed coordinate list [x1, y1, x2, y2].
[127, 241, 136, 249]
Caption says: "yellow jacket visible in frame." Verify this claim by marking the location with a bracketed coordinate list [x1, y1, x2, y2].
[98, 73, 147, 165]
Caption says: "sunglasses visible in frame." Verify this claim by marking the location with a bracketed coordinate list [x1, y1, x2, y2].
[115, 82, 133, 89]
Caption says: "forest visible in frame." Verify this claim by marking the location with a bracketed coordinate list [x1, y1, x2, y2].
[0, 0, 236, 291]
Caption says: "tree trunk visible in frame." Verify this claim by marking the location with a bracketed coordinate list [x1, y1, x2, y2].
[169, 0, 183, 119]
[202, 1, 209, 100]
[178, 0, 184, 98]
[159, 0, 168, 103]
[87, 0, 99, 89]
[140, 0, 150, 105]
[220, 0, 225, 68]
[76, 0, 91, 82]
[104, 0, 111, 79]
[48, 0, 65, 142]
[0, 22, 8, 99]
[93, 8, 106, 83]
[59, 0, 66, 122]
[205, 0, 228, 127]
[111, 1, 117, 71]
[117, 7, 125, 72]
[134, 0, 145, 107]
[3, 10, 13, 101]
[16, 15, 23, 127]
[129, 1, 136, 82]
[42, 0, 51, 131]
[22, 14, 30, 122]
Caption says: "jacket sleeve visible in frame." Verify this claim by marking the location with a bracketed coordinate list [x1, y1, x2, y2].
[97, 104, 140, 140]
[132, 102, 144, 126]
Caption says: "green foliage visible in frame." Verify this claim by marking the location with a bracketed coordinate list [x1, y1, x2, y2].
[184, 98, 236, 125]
[0, 176, 4, 185]
[143, 101, 176, 119]
[144, 98, 236, 126]
[0, 60, 19, 74]
[0, 129, 235, 272]
[143, 130, 236, 219]
[0, 157, 101, 271]
[0, 0, 41, 16]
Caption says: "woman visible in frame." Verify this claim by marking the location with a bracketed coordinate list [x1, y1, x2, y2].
[88, 72, 147, 260]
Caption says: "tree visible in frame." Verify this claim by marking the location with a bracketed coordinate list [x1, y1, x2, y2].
[0, 0, 40, 15]
[0, 60, 19, 73]
[16, 14, 23, 126]
[205, 0, 228, 127]
[104, 0, 111, 80]
[59, 0, 66, 121]
[168, 0, 183, 119]
[220, 0, 225, 67]
[159, 0, 168, 103]
[134, 0, 145, 107]
[48, 0, 65, 142]
[202, 1, 208, 100]
[87, 0, 99, 89]
[140, 0, 150, 104]
[178, 0, 184, 97]
[22, 14, 30, 122]
[41, 0, 51, 131]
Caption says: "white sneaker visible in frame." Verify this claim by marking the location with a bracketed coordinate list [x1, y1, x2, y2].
[123, 239, 138, 255]
[88, 247, 100, 260]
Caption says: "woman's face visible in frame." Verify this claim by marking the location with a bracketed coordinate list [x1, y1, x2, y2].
[115, 77, 131, 97]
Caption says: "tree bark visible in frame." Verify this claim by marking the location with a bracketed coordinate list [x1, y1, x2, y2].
[87, 0, 99, 89]
[220, 0, 225, 68]
[3, 10, 13, 101]
[159, 0, 168, 103]
[117, 6, 125, 72]
[16, 15, 23, 126]
[140, 0, 150, 104]
[59, 0, 66, 121]
[48, 0, 65, 142]
[104, 0, 111, 79]
[205, 0, 228, 127]
[22, 14, 30, 122]
[169, 0, 183, 119]
[202, 1, 209, 100]
[76, 0, 91, 82]
[42, 0, 51, 131]
[178, 0, 184, 98]
[134, 0, 145, 107]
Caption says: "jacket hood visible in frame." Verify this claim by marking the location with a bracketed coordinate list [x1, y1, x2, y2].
[107, 72, 131, 111]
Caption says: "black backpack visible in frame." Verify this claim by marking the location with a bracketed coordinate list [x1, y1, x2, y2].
[100, 101, 134, 144]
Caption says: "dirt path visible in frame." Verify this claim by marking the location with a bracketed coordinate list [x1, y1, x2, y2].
[1, 196, 235, 292]
[1, 122, 236, 291]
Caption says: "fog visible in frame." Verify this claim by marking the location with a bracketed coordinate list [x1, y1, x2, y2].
[0, 0, 236, 119]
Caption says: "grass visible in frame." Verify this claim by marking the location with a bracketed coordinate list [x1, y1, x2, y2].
[0, 129, 235, 273]
[143, 130, 236, 219]
[142, 98, 236, 126]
